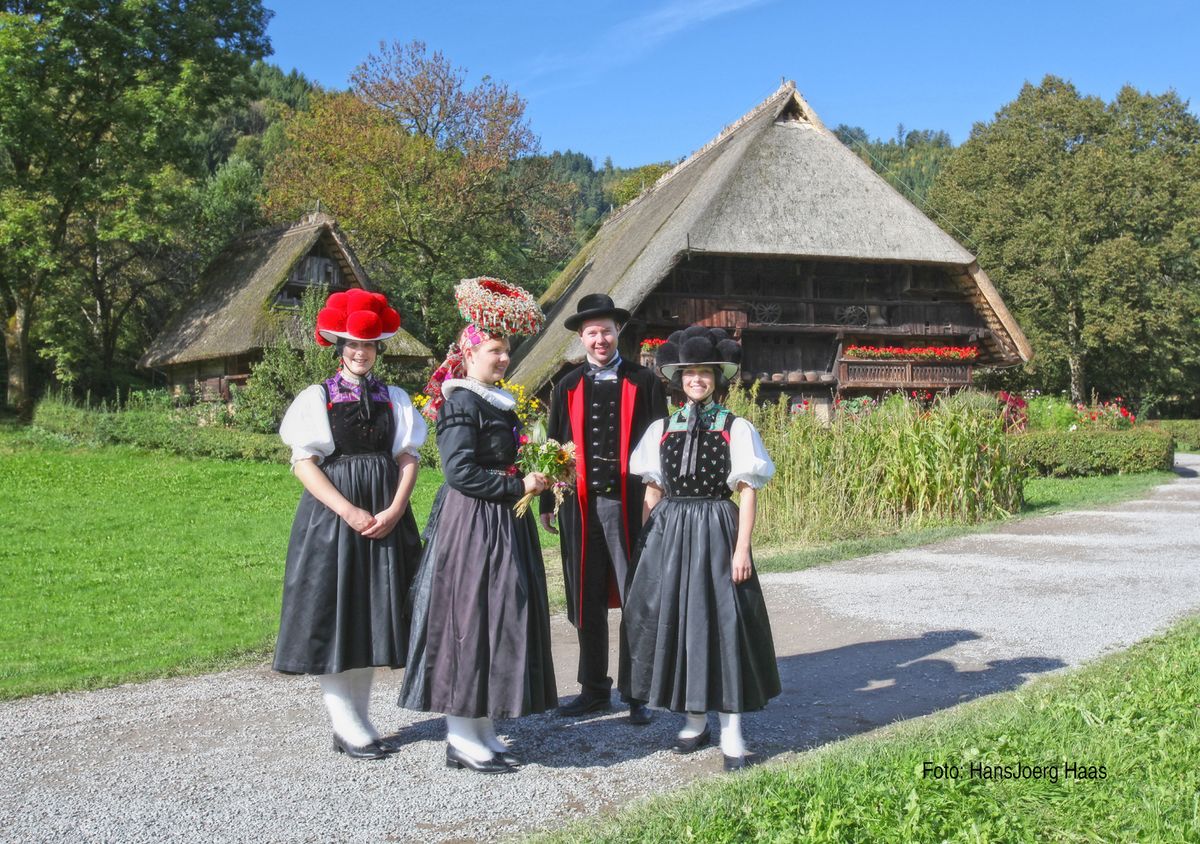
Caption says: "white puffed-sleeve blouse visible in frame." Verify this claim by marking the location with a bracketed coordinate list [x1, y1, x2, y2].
[629, 415, 775, 491]
[279, 384, 427, 465]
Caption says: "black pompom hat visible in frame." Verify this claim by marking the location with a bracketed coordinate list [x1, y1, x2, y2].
[655, 325, 742, 383]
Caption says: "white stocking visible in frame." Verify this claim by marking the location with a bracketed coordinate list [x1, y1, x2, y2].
[445, 715, 494, 763]
[319, 672, 375, 748]
[718, 712, 746, 757]
[678, 712, 707, 739]
[347, 667, 380, 741]
[476, 717, 508, 753]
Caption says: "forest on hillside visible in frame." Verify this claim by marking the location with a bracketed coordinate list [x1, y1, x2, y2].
[3, 2, 1198, 416]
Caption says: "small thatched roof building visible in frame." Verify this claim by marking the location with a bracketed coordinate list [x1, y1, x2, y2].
[509, 83, 1031, 400]
[141, 213, 429, 398]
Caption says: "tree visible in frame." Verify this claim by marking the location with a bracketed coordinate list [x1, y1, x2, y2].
[0, 0, 271, 417]
[604, 162, 674, 208]
[928, 77, 1200, 410]
[834, 124, 954, 206]
[264, 41, 573, 350]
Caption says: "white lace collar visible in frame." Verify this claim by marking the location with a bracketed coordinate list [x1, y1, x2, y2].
[442, 378, 517, 411]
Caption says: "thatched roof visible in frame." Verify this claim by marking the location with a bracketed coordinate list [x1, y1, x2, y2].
[509, 83, 1032, 390]
[141, 213, 429, 368]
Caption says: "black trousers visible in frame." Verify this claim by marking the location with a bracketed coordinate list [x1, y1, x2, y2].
[577, 494, 636, 699]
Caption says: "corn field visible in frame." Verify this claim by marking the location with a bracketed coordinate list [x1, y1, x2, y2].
[724, 386, 1024, 546]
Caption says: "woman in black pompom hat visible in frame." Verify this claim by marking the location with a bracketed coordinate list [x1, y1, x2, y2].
[619, 325, 781, 771]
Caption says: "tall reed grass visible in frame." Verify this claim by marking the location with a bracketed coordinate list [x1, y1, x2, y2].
[724, 385, 1024, 545]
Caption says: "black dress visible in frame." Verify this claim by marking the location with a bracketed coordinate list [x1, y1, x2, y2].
[274, 376, 425, 675]
[620, 405, 781, 713]
[399, 381, 557, 719]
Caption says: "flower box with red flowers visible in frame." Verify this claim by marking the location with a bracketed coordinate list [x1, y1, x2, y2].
[843, 344, 979, 361]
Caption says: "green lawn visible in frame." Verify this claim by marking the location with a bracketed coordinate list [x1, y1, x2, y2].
[0, 424, 1181, 698]
[540, 616, 1200, 843]
[0, 426, 439, 699]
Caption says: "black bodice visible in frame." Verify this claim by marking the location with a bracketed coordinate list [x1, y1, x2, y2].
[436, 387, 525, 503]
[328, 398, 396, 456]
[660, 411, 734, 499]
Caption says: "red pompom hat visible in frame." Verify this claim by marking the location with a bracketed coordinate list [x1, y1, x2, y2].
[314, 289, 403, 346]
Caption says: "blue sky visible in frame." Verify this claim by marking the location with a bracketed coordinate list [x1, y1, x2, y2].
[265, 1, 1199, 168]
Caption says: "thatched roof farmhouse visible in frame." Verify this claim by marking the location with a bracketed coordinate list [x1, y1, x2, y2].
[509, 83, 1031, 402]
[141, 213, 429, 398]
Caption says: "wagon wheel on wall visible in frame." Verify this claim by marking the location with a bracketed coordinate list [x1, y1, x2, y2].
[835, 305, 869, 327]
[752, 302, 782, 324]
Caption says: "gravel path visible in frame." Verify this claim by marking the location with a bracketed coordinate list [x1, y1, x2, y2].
[4, 454, 1199, 843]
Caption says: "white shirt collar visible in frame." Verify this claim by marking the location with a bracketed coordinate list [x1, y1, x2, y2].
[442, 378, 517, 410]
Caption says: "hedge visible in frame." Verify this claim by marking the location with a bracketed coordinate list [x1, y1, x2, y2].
[33, 400, 290, 463]
[1009, 428, 1175, 477]
[33, 397, 443, 467]
[1149, 420, 1200, 453]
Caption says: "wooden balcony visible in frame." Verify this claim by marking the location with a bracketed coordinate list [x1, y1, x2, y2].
[837, 359, 973, 390]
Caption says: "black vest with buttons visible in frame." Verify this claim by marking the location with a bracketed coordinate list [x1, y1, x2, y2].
[660, 407, 735, 500]
[586, 377, 621, 495]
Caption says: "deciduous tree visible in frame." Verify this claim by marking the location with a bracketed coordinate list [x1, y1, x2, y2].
[0, 0, 270, 416]
[928, 77, 1200, 411]
[264, 41, 573, 350]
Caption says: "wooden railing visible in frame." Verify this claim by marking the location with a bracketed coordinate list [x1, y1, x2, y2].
[837, 359, 972, 389]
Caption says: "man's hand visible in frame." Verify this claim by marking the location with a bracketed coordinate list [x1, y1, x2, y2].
[540, 512, 559, 535]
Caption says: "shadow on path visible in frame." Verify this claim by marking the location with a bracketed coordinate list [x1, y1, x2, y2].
[754, 630, 1064, 758]
[484, 630, 1063, 770]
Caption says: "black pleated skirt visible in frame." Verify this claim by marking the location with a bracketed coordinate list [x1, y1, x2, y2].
[273, 453, 421, 675]
[399, 485, 557, 719]
[620, 497, 781, 713]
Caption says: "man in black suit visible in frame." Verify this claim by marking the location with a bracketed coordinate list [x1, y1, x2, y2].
[540, 294, 668, 723]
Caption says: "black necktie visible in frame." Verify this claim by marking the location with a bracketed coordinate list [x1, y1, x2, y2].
[680, 401, 705, 477]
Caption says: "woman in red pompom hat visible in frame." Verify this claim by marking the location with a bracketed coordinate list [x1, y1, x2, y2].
[276, 288, 425, 760]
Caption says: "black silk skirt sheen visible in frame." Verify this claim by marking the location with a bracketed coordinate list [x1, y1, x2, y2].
[399, 485, 557, 719]
[273, 452, 421, 675]
[620, 497, 781, 713]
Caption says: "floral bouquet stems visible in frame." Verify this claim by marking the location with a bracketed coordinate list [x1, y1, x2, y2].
[513, 424, 577, 518]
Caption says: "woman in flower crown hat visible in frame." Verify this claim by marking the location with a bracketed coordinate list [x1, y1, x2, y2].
[620, 325, 781, 771]
[275, 288, 428, 760]
[400, 277, 557, 774]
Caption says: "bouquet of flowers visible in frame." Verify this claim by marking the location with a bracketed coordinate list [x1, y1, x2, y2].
[513, 426, 577, 518]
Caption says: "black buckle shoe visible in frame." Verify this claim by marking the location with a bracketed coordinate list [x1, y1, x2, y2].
[494, 750, 522, 768]
[445, 744, 514, 774]
[671, 725, 711, 754]
[628, 702, 652, 725]
[331, 734, 388, 760]
[557, 692, 612, 716]
[723, 752, 758, 772]
[375, 735, 406, 754]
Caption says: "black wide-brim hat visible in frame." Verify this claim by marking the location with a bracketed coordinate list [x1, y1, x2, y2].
[564, 293, 631, 331]
[656, 325, 742, 381]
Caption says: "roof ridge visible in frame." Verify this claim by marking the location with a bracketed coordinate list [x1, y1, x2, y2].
[602, 81, 798, 228]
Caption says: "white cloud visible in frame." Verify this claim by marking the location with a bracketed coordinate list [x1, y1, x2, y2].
[521, 0, 773, 96]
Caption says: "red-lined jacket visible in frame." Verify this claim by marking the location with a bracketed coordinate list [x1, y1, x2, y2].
[540, 359, 668, 628]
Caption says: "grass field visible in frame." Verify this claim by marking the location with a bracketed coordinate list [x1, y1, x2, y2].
[0, 423, 1181, 698]
[0, 426, 438, 699]
[539, 616, 1200, 843]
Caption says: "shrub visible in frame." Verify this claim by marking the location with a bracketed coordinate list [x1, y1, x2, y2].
[1149, 420, 1200, 453]
[1009, 429, 1175, 477]
[33, 394, 289, 463]
[1026, 395, 1077, 431]
[724, 386, 1024, 545]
